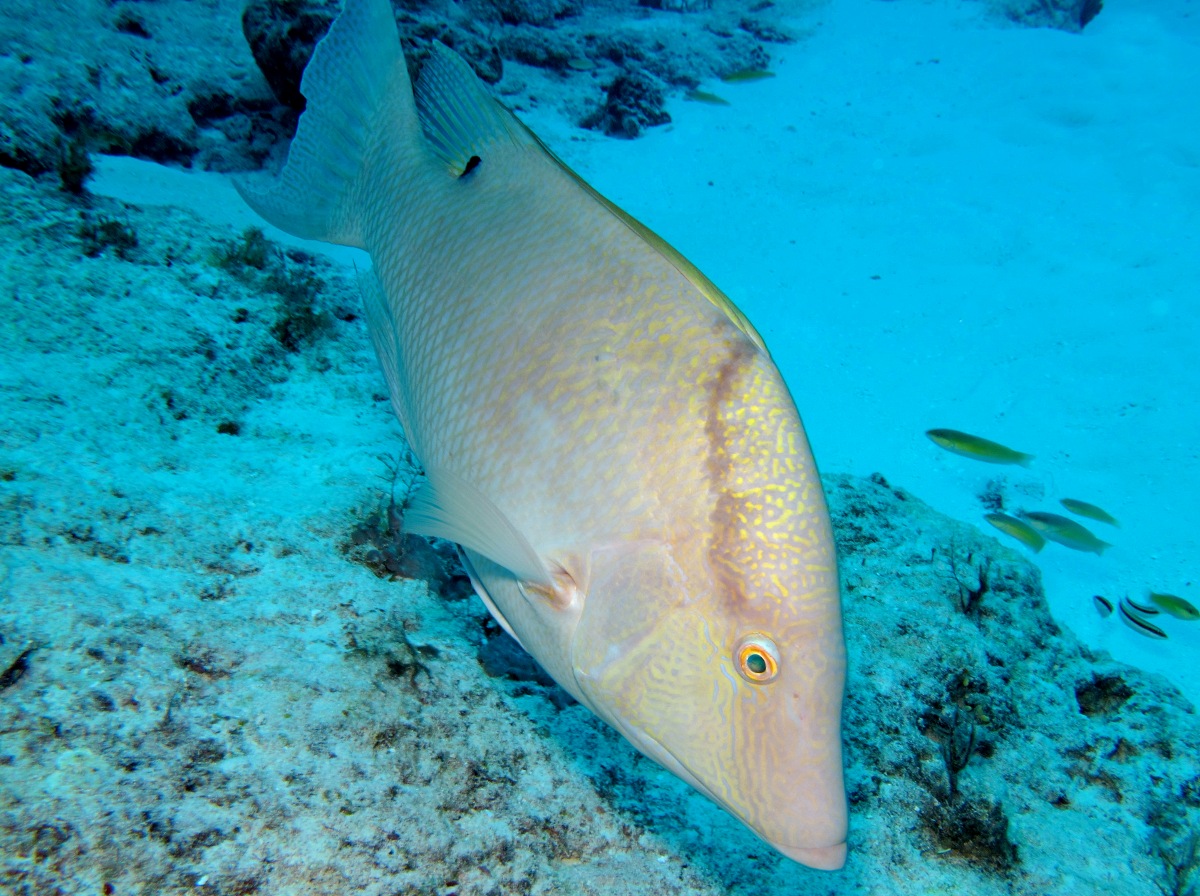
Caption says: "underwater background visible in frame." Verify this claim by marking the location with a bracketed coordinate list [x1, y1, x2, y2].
[1, 0, 1198, 892]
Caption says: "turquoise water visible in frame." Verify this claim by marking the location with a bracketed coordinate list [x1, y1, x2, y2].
[2, 0, 1198, 891]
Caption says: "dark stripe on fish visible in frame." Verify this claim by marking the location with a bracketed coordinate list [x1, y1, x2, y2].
[1119, 598, 1167, 639]
[705, 338, 758, 605]
[1125, 596, 1159, 616]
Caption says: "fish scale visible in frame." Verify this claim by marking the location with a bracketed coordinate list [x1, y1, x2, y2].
[237, 0, 847, 869]
[394, 180, 723, 547]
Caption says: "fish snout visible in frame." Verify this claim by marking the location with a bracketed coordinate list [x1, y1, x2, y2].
[777, 841, 847, 871]
[748, 722, 848, 870]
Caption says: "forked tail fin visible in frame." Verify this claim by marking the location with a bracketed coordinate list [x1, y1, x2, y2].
[234, 0, 417, 248]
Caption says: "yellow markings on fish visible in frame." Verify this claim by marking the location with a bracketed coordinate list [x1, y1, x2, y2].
[1059, 498, 1119, 527]
[926, 429, 1033, 466]
[983, 512, 1045, 553]
[1020, 511, 1111, 555]
[1149, 592, 1200, 621]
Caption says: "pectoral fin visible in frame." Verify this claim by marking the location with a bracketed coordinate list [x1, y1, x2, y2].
[404, 463, 553, 589]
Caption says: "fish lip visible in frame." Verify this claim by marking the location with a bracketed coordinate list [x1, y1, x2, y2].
[775, 840, 847, 871]
[605, 711, 844, 867]
[603, 712, 725, 805]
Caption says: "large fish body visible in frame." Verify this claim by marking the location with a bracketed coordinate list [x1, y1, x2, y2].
[238, 0, 847, 869]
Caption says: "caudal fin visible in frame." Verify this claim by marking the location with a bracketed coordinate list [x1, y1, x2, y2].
[234, 0, 416, 248]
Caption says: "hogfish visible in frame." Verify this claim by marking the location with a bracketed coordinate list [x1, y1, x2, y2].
[237, 0, 848, 868]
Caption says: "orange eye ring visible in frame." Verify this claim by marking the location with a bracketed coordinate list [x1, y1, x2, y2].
[735, 634, 780, 684]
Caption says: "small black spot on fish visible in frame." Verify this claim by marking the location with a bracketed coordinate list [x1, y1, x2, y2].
[460, 155, 481, 178]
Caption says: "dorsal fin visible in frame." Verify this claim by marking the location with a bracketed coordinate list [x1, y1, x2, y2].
[414, 42, 767, 353]
[591, 195, 769, 354]
[414, 42, 537, 177]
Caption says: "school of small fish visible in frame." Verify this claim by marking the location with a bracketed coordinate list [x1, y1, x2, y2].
[927, 426, 1195, 641]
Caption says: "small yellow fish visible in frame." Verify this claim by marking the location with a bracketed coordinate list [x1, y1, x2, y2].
[1059, 498, 1119, 527]
[720, 69, 777, 83]
[1020, 511, 1111, 555]
[1119, 597, 1168, 639]
[686, 89, 731, 106]
[926, 429, 1033, 466]
[1149, 592, 1200, 620]
[983, 512, 1045, 553]
[238, 0, 846, 870]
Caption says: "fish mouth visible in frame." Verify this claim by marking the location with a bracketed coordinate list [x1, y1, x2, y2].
[602, 710, 724, 804]
[775, 840, 847, 871]
[605, 712, 846, 869]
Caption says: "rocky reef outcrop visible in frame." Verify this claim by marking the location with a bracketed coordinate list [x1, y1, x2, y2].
[0, 168, 1192, 895]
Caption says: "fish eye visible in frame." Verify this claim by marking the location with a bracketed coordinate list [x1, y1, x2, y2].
[734, 634, 780, 684]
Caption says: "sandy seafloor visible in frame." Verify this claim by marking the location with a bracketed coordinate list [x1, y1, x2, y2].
[3, 0, 1200, 892]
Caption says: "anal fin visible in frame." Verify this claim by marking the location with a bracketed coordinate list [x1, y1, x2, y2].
[458, 548, 526, 651]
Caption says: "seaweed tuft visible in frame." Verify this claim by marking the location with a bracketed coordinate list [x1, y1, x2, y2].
[78, 215, 138, 260]
[215, 227, 273, 273]
[923, 796, 1019, 873]
[343, 453, 473, 600]
[945, 544, 990, 617]
[56, 132, 94, 195]
[1075, 673, 1134, 717]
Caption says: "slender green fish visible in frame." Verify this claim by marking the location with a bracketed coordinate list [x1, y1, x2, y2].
[1149, 592, 1200, 621]
[1020, 511, 1111, 555]
[1059, 498, 1119, 527]
[720, 69, 777, 83]
[983, 512, 1045, 553]
[686, 89, 731, 106]
[237, 0, 847, 870]
[926, 429, 1034, 466]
